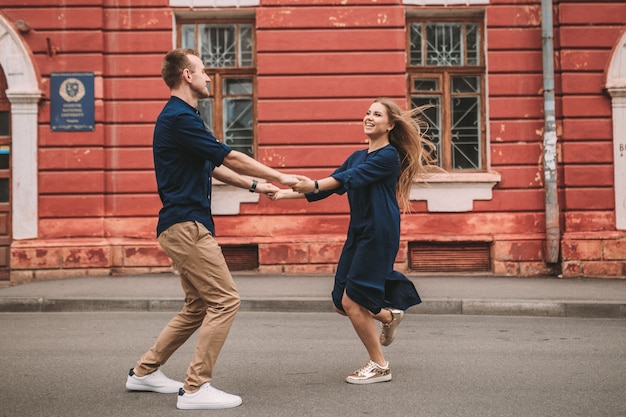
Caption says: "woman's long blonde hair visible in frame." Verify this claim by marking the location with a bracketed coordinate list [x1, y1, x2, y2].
[374, 98, 438, 213]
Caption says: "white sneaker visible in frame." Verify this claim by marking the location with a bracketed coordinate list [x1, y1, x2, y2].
[177, 382, 242, 410]
[125, 368, 183, 394]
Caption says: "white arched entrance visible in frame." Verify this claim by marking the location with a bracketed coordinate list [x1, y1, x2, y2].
[606, 30, 626, 231]
[0, 15, 41, 239]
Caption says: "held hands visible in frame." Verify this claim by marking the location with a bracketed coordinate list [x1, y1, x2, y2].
[291, 175, 315, 193]
[263, 174, 316, 201]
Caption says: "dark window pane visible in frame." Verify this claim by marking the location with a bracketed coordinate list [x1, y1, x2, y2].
[185, 23, 254, 68]
[0, 149, 9, 170]
[411, 22, 480, 68]
[451, 76, 479, 93]
[198, 98, 214, 132]
[452, 143, 480, 170]
[181, 24, 195, 50]
[466, 23, 480, 66]
[223, 78, 252, 95]
[0, 112, 8, 136]
[200, 24, 237, 67]
[223, 98, 253, 156]
[409, 23, 423, 66]
[451, 97, 480, 169]
[0, 178, 8, 202]
[413, 78, 439, 92]
[239, 24, 253, 67]
[412, 96, 441, 166]
[426, 23, 463, 66]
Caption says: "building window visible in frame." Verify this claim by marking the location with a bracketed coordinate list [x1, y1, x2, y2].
[180, 21, 256, 157]
[0, 110, 9, 203]
[408, 19, 486, 171]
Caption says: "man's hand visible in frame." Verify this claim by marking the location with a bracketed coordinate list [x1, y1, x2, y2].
[277, 174, 299, 187]
[256, 182, 280, 195]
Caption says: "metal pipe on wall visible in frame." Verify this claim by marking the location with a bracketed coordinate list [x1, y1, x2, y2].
[541, 0, 560, 264]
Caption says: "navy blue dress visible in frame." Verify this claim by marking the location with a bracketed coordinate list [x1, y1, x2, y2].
[306, 144, 421, 314]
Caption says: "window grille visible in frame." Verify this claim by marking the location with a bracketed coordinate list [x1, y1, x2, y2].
[180, 21, 256, 157]
[408, 19, 486, 172]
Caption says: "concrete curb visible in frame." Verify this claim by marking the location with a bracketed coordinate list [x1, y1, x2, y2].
[0, 297, 624, 318]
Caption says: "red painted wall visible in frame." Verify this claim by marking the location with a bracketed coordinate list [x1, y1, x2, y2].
[2, 0, 625, 281]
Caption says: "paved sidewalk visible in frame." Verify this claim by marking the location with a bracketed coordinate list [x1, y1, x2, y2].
[0, 273, 625, 317]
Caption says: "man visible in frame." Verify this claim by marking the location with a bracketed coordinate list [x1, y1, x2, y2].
[125, 48, 296, 410]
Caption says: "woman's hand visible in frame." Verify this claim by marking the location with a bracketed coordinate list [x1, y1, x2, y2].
[267, 189, 301, 201]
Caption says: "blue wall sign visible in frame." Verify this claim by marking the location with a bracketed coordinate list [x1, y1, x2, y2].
[50, 72, 95, 131]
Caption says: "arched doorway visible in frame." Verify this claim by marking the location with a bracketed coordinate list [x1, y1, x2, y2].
[0, 14, 41, 283]
[605, 29, 626, 231]
[0, 66, 9, 280]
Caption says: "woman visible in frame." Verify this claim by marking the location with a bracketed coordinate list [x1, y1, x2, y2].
[271, 98, 437, 384]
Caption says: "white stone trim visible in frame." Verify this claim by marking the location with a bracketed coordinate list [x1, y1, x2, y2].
[213, 172, 502, 215]
[0, 16, 42, 239]
[403, 0, 489, 5]
[212, 181, 260, 215]
[169, 0, 259, 7]
[410, 171, 500, 212]
[605, 30, 626, 230]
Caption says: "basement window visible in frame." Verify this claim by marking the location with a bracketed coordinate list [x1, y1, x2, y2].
[409, 241, 491, 273]
[222, 244, 259, 271]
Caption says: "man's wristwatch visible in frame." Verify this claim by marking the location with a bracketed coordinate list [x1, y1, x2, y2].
[313, 180, 320, 194]
[249, 179, 258, 193]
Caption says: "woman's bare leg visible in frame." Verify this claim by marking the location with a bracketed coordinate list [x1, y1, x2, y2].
[341, 292, 386, 365]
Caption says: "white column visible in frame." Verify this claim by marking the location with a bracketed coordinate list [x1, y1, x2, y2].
[5, 91, 40, 239]
[608, 88, 626, 230]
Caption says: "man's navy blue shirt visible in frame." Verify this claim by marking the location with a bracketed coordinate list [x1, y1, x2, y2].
[153, 96, 232, 237]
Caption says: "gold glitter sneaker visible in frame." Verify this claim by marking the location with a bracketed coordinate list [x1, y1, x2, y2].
[345, 360, 392, 385]
[380, 308, 404, 346]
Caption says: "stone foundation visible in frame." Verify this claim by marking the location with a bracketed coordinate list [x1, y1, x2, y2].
[8, 234, 625, 284]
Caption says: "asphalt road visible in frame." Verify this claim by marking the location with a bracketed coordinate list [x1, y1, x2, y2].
[0, 312, 624, 417]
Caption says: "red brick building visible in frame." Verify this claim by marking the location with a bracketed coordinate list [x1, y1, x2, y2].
[0, 0, 624, 283]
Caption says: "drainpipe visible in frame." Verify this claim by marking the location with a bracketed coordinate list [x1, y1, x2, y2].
[541, 0, 560, 264]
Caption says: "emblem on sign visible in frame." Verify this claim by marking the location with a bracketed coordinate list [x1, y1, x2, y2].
[59, 78, 86, 103]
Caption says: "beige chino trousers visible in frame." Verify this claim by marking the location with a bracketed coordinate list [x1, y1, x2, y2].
[134, 221, 240, 392]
